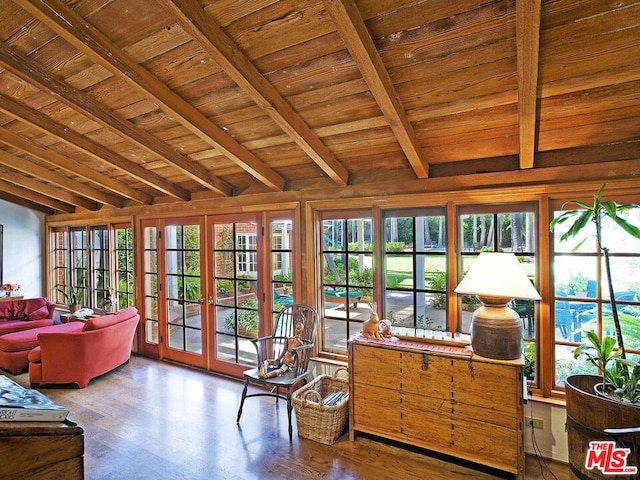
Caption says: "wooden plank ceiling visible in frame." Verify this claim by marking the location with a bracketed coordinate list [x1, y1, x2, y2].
[0, 0, 638, 214]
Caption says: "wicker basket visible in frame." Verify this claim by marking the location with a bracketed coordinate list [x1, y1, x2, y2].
[292, 367, 349, 445]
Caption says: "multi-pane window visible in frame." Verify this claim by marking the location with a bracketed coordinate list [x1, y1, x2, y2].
[90, 226, 110, 310]
[115, 225, 134, 309]
[458, 205, 538, 382]
[69, 226, 89, 306]
[551, 196, 640, 388]
[236, 233, 257, 275]
[52, 228, 69, 305]
[214, 221, 259, 366]
[143, 225, 159, 344]
[383, 208, 448, 335]
[51, 224, 132, 312]
[165, 224, 202, 353]
[271, 219, 293, 316]
[321, 214, 373, 354]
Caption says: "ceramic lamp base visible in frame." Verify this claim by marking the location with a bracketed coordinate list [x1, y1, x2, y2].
[470, 301, 523, 360]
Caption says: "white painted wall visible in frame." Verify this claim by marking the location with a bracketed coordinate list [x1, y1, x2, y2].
[0, 199, 45, 298]
[524, 400, 568, 462]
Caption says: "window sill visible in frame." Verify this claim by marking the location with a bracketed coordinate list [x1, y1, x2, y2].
[526, 392, 566, 407]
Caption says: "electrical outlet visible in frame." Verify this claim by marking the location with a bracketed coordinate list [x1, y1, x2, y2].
[526, 417, 543, 429]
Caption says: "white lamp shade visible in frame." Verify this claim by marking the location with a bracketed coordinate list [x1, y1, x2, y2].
[454, 252, 541, 300]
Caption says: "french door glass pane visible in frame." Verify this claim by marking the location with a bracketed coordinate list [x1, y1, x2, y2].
[165, 224, 201, 355]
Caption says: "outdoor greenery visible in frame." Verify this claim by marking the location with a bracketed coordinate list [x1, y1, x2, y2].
[551, 184, 640, 403]
[225, 298, 259, 334]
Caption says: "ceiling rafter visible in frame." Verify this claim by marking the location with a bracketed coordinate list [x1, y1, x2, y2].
[0, 191, 54, 214]
[14, 0, 286, 192]
[0, 41, 233, 197]
[164, 0, 350, 187]
[0, 147, 120, 208]
[323, 0, 429, 179]
[0, 92, 191, 201]
[0, 127, 141, 206]
[0, 178, 74, 213]
[516, 0, 542, 169]
[0, 166, 99, 211]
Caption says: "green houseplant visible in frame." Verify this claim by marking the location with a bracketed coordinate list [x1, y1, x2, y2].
[551, 184, 640, 478]
[56, 286, 83, 312]
[550, 183, 640, 401]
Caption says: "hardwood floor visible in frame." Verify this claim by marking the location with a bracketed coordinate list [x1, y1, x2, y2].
[8, 356, 570, 480]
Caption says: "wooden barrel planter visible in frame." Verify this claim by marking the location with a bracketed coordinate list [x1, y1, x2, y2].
[565, 375, 640, 480]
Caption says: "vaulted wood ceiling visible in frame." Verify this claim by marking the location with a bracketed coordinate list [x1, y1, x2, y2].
[0, 0, 638, 214]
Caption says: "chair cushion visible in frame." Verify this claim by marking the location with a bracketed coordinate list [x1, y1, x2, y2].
[0, 318, 53, 336]
[0, 323, 84, 352]
[83, 313, 124, 331]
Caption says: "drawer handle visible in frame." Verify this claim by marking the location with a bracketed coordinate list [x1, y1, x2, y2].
[422, 354, 429, 371]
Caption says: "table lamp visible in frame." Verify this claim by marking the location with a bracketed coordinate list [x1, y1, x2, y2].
[454, 252, 541, 360]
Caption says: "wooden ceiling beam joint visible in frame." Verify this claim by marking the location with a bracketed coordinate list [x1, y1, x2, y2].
[14, 0, 285, 192]
[516, 0, 542, 170]
[164, 0, 350, 187]
[323, 0, 429, 179]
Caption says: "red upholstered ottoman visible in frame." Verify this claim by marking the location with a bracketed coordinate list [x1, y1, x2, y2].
[0, 322, 84, 374]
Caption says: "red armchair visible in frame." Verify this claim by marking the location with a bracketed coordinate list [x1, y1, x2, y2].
[29, 307, 139, 388]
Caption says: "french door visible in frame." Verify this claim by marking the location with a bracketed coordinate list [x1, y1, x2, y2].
[141, 217, 207, 367]
[140, 212, 294, 376]
[207, 214, 262, 376]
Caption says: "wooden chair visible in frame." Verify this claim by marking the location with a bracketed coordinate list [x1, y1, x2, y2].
[236, 303, 318, 442]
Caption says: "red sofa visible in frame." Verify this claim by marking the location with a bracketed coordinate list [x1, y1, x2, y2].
[0, 297, 55, 336]
[29, 307, 140, 388]
[0, 322, 84, 374]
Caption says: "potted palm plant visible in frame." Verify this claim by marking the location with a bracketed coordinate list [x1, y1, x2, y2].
[57, 286, 83, 313]
[550, 184, 640, 479]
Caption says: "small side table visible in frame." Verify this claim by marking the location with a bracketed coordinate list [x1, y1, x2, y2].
[0, 295, 24, 302]
[60, 314, 94, 323]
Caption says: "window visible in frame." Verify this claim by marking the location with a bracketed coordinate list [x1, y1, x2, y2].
[382, 208, 448, 335]
[236, 233, 257, 275]
[321, 213, 373, 354]
[115, 225, 134, 309]
[213, 220, 259, 366]
[270, 218, 294, 316]
[69, 226, 89, 306]
[551, 195, 640, 389]
[458, 205, 538, 383]
[51, 224, 133, 312]
[143, 225, 159, 345]
[90, 226, 110, 310]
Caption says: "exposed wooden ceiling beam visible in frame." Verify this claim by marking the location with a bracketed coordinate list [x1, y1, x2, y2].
[0, 178, 74, 213]
[0, 127, 141, 206]
[0, 191, 54, 214]
[0, 41, 233, 197]
[0, 167, 100, 211]
[0, 92, 190, 201]
[323, 0, 429, 179]
[516, 0, 541, 169]
[165, 0, 350, 187]
[0, 148, 120, 209]
[14, 0, 285, 192]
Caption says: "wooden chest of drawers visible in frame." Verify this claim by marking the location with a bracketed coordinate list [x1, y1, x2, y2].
[0, 419, 84, 479]
[348, 338, 524, 479]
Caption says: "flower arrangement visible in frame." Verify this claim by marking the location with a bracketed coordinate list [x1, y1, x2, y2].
[1, 283, 20, 296]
